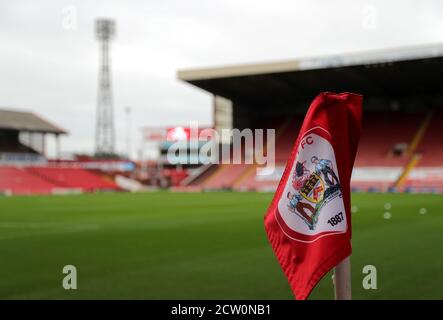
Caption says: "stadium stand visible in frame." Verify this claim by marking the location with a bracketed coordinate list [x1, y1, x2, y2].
[354, 111, 424, 167]
[2, 45, 442, 195]
[401, 109, 443, 192]
[0, 166, 56, 194]
[176, 107, 443, 193]
[177, 44, 443, 193]
[351, 110, 426, 191]
[161, 168, 188, 187]
[0, 109, 64, 164]
[415, 109, 443, 167]
[200, 164, 249, 189]
[402, 167, 443, 193]
[0, 109, 120, 195]
[182, 164, 218, 187]
[234, 165, 282, 191]
[230, 117, 296, 191]
[26, 167, 119, 192]
[193, 116, 297, 191]
[274, 117, 302, 163]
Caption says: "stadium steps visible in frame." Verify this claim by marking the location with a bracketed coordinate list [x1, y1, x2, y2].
[395, 154, 421, 188]
[414, 108, 443, 166]
[200, 164, 249, 189]
[395, 110, 434, 188]
[405, 110, 434, 156]
[190, 115, 300, 190]
[198, 164, 225, 187]
[232, 164, 257, 189]
[233, 118, 298, 190]
[180, 164, 217, 186]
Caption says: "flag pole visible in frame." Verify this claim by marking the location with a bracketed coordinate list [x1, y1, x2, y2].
[333, 256, 352, 300]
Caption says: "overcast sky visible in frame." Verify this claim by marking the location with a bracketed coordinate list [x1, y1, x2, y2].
[1, 0, 443, 158]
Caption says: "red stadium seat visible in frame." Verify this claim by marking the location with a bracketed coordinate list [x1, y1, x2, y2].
[26, 167, 118, 192]
[201, 164, 249, 189]
[415, 109, 443, 167]
[0, 166, 57, 194]
[184, 109, 443, 192]
[354, 111, 424, 167]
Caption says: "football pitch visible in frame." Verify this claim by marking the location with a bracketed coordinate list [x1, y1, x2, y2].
[0, 191, 442, 300]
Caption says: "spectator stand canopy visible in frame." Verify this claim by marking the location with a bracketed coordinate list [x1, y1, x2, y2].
[178, 42, 443, 125]
[0, 109, 67, 161]
[177, 43, 443, 193]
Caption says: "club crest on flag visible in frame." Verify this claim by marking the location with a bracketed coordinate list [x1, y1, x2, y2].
[265, 92, 362, 300]
[276, 127, 347, 242]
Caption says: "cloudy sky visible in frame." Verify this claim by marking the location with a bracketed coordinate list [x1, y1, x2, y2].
[1, 0, 443, 158]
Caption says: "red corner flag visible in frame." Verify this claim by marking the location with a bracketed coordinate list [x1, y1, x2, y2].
[264, 92, 362, 300]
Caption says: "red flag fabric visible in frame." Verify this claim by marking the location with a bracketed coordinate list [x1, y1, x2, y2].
[264, 92, 362, 300]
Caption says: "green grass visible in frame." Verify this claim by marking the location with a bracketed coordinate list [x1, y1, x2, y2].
[0, 192, 442, 299]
